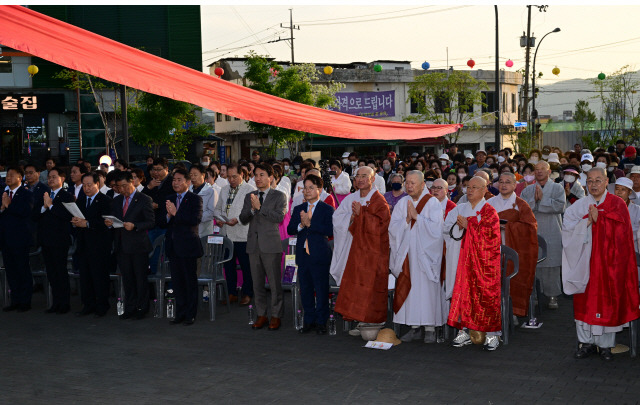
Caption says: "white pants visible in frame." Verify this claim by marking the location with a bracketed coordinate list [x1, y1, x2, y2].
[576, 324, 616, 348]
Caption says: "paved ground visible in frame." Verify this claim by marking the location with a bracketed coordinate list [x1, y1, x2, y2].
[1, 288, 639, 404]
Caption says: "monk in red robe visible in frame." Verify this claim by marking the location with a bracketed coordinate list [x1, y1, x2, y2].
[487, 172, 538, 317]
[562, 167, 640, 361]
[330, 166, 391, 329]
[443, 176, 502, 351]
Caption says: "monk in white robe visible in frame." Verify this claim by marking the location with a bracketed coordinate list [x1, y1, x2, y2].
[389, 171, 444, 343]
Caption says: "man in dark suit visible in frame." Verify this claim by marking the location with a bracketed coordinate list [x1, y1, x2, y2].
[143, 157, 174, 274]
[105, 171, 155, 320]
[37, 167, 74, 314]
[1, 166, 35, 312]
[162, 168, 203, 325]
[72, 172, 113, 317]
[24, 163, 51, 246]
[239, 164, 288, 331]
[287, 174, 335, 334]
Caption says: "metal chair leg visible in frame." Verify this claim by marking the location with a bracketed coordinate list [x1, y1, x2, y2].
[630, 319, 637, 358]
[209, 282, 215, 321]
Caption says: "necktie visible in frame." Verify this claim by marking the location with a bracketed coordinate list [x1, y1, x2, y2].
[305, 203, 314, 255]
[123, 195, 130, 216]
[176, 194, 182, 211]
[259, 191, 264, 206]
[9, 191, 13, 201]
[86, 196, 92, 209]
[50, 191, 56, 201]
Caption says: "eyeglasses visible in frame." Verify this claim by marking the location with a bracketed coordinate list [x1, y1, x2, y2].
[430, 186, 445, 190]
[355, 174, 370, 179]
[586, 179, 605, 186]
[497, 181, 514, 185]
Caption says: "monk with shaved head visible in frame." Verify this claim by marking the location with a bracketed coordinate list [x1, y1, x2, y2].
[443, 176, 502, 351]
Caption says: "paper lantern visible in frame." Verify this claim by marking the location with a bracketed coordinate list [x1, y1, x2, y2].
[598, 72, 606, 80]
[421, 61, 430, 70]
[552, 66, 560, 76]
[27, 64, 38, 77]
[467, 59, 475, 69]
[374, 64, 382, 72]
[323, 66, 333, 75]
[505, 59, 513, 68]
[214, 67, 224, 77]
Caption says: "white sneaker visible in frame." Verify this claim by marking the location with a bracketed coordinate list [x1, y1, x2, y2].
[400, 327, 424, 342]
[452, 329, 471, 347]
[548, 296, 559, 309]
[348, 328, 361, 336]
[483, 335, 500, 351]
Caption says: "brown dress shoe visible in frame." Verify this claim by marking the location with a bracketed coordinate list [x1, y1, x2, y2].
[239, 295, 251, 306]
[229, 294, 238, 303]
[268, 317, 281, 331]
[252, 316, 268, 330]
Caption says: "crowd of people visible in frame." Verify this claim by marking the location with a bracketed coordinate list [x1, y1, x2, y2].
[2, 140, 640, 360]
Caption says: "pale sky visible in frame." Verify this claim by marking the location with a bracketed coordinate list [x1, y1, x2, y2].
[201, 3, 640, 86]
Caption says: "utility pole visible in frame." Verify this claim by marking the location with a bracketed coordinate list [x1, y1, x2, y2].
[280, 9, 300, 65]
[521, 5, 532, 125]
[494, 5, 501, 150]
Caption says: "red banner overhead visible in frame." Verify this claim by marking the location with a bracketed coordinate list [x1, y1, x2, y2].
[0, 5, 462, 140]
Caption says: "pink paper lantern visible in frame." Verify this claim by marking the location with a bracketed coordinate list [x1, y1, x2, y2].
[505, 59, 514, 68]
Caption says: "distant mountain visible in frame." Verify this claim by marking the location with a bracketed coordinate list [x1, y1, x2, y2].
[534, 70, 640, 120]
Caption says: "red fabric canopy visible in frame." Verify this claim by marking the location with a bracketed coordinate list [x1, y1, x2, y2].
[0, 5, 462, 140]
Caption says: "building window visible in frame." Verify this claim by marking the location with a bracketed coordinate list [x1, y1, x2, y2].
[503, 92, 507, 113]
[410, 98, 420, 114]
[225, 115, 231, 121]
[458, 92, 473, 114]
[482, 91, 495, 114]
[234, 116, 240, 121]
[434, 92, 448, 114]
[216, 112, 222, 122]
[0, 56, 12, 73]
[511, 93, 517, 114]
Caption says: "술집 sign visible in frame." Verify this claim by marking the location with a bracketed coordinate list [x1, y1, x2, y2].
[1, 95, 37, 110]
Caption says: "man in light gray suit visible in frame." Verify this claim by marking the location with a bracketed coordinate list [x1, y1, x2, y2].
[240, 163, 288, 331]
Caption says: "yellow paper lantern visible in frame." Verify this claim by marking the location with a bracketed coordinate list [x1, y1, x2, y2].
[552, 66, 560, 76]
[27, 64, 39, 77]
[323, 66, 333, 75]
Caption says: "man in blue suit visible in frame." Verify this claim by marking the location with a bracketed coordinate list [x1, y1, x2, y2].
[1, 166, 35, 312]
[163, 168, 203, 325]
[287, 174, 334, 334]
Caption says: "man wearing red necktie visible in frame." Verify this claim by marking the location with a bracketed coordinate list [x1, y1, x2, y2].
[105, 171, 155, 320]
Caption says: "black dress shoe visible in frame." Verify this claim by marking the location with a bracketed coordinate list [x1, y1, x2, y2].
[183, 318, 195, 325]
[3, 304, 19, 312]
[575, 343, 597, 359]
[316, 324, 327, 335]
[45, 306, 59, 314]
[119, 312, 134, 320]
[299, 323, 316, 334]
[75, 308, 95, 317]
[17, 304, 31, 312]
[599, 347, 614, 361]
[170, 317, 185, 325]
[57, 306, 70, 314]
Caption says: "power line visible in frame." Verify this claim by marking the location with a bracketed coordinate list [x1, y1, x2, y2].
[202, 25, 279, 54]
[231, 6, 272, 57]
[299, 6, 473, 26]
[294, 5, 434, 23]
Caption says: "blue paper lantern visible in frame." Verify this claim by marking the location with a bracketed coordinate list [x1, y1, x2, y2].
[422, 61, 430, 70]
